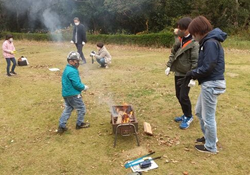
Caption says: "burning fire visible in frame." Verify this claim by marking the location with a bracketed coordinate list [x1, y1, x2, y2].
[115, 106, 134, 124]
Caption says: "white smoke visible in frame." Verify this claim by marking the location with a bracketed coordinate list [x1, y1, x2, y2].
[42, 8, 63, 41]
[2, 0, 72, 41]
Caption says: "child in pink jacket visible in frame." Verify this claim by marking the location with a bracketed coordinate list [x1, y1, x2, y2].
[2, 34, 17, 76]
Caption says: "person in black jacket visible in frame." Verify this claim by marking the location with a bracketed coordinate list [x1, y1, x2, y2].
[184, 16, 227, 154]
[71, 17, 87, 63]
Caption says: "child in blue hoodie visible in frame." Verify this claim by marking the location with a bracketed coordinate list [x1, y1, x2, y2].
[58, 51, 90, 134]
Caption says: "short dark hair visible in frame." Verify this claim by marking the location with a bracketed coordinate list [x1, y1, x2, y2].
[97, 42, 104, 48]
[74, 17, 79, 21]
[6, 34, 13, 40]
[177, 17, 192, 30]
[188, 16, 213, 36]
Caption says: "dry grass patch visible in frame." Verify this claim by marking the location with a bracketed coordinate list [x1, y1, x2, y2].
[0, 40, 249, 174]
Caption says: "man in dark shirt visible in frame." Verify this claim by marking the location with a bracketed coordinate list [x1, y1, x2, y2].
[71, 17, 87, 64]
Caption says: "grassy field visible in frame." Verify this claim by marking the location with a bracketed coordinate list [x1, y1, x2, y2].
[0, 40, 250, 175]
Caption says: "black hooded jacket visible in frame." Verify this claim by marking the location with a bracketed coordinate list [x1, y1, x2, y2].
[190, 28, 227, 84]
[72, 24, 87, 44]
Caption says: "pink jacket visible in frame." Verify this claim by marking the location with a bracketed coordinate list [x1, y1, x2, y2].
[2, 40, 15, 58]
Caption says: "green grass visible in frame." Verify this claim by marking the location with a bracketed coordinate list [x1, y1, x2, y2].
[222, 36, 250, 50]
[0, 40, 250, 175]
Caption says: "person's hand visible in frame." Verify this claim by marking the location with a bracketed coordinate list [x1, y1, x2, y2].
[10, 50, 15, 54]
[188, 79, 196, 87]
[84, 85, 89, 91]
[70, 40, 74, 44]
[177, 71, 193, 87]
[165, 67, 170, 76]
[90, 53, 95, 56]
[82, 41, 85, 45]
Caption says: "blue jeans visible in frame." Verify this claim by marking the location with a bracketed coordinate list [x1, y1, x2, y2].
[195, 80, 226, 152]
[59, 95, 86, 128]
[5, 58, 16, 74]
[96, 58, 106, 67]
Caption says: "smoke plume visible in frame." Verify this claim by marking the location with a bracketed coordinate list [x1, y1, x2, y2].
[2, 0, 74, 41]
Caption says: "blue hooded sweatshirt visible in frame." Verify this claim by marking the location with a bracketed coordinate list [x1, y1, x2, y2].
[61, 64, 85, 97]
[191, 28, 227, 84]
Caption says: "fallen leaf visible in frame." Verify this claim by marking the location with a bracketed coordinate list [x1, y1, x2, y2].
[165, 159, 170, 163]
[172, 160, 178, 163]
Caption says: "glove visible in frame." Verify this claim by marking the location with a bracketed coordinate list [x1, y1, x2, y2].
[174, 28, 179, 35]
[177, 71, 193, 87]
[70, 40, 74, 44]
[188, 79, 196, 87]
[84, 85, 89, 91]
[90, 53, 95, 57]
[82, 41, 85, 45]
[10, 50, 15, 54]
[165, 67, 170, 76]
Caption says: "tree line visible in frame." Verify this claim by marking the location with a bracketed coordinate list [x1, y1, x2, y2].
[0, 0, 249, 35]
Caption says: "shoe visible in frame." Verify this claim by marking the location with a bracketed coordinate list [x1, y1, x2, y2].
[76, 122, 90, 129]
[179, 116, 193, 129]
[105, 65, 109, 69]
[196, 136, 205, 143]
[57, 126, 68, 134]
[174, 115, 184, 122]
[7, 73, 12, 77]
[195, 145, 217, 154]
[10, 71, 17, 75]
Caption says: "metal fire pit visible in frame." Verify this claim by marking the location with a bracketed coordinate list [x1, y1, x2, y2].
[111, 105, 139, 147]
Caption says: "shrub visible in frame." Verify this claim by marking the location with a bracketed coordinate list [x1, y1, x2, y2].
[0, 32, 175, 47]
[87, 33, 174, 47]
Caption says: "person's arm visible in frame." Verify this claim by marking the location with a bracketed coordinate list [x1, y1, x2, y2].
[13, 44, 15, 52]
[68, 71, 85, 91]
[72, 27, 76, 42]
[190, 41, 199, 70]
[191, 40, 219, 79]
[94, 50, 106, 59]
[166, 40, 181, 68]
[82, 25, 87, 43]
[2, 42, 13, 53]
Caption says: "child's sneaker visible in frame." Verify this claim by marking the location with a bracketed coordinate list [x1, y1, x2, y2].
[57, 126, 68, 134]
[174, 115, 184, 122]
[76, 122, 90, 129]
[10, 71, 17, 75]
[179, 116, 193, 129]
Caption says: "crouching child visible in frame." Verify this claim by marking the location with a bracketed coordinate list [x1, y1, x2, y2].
[58, 51, 90, 134]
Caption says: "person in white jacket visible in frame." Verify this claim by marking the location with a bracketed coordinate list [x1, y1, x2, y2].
[90, 43, 112, 68]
